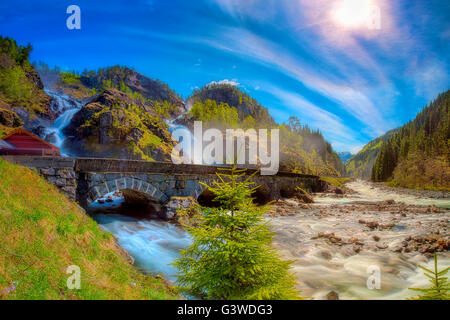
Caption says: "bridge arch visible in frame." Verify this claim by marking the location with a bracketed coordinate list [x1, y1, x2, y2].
[86, 176, 169, 205]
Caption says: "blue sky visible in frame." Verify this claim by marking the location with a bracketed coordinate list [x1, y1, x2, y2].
[0, 0, 449, 153]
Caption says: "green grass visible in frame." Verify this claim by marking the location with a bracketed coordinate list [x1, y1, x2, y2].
[320, 176, 352, 189]
[0, 158, 178, 300]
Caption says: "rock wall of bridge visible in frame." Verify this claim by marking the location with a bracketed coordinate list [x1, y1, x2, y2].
[1, 156, 325, 209]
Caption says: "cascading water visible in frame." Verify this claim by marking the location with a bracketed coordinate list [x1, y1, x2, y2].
[94, 214, 191, 282]
[44, 89, 82, 156]
[166, 113, 198, 163]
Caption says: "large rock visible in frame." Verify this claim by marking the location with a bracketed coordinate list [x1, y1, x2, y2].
[0, 108, 23, 127]
[62, 89, 174, 161]
[162, 196, 197, 220]
[295, 188, 314, 203]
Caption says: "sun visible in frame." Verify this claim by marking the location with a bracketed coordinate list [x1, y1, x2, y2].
[332, 0, 373, 28]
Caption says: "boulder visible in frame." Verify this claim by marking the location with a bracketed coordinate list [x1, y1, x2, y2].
[0, 108, 23, 127]
[325, 291, 339, 300]
[161, 196, 196, 220]
[295, 188, 314, 203]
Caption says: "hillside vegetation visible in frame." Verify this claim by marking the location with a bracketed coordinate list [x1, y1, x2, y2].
[345, 128, 399, 179]
[62, 88, 175, 161]
[186, 91, 344, 176]
[0, 158, 177, 299]
[186, 86, 345, 176]
[188, 83, 274, 126]
[371, 90, 450, 190]
[0, 37, 53, 136]
[33, 64, 184, 161]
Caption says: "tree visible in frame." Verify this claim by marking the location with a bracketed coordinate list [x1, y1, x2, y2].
[174, 166, 300, 300]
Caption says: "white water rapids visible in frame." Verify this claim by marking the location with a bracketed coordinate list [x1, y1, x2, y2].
[93, 180, 449, 299]
[271, 181, 449, 300]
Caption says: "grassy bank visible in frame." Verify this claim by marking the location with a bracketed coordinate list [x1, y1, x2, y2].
[0, 158, 177, 300]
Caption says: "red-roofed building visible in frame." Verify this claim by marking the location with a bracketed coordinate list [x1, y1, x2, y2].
[0, 128, 60, 156]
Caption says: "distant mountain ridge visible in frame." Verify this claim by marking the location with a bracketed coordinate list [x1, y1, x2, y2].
[337, 151, 353, 163]
[345, 128, 399, 179]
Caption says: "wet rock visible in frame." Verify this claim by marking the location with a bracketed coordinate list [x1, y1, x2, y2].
[162, 196, 196, 220]
[0, 108, 23, 127]
[376, 243, 388, 250]
[325, 291, 339, 300]
[320, 250, 333, 260]
[45, 132, 57, 144]
[352, 246, 361, 253]
[366, 221, 379, 229]
[347, 237, 363, 245]
[297, 193, 314, 203]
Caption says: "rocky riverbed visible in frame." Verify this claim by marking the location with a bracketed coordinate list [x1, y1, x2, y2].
[269, 180, 449, 300]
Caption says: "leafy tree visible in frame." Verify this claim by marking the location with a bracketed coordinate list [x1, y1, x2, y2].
[174, 166, 300, 300]
[409, 253, 449, 300]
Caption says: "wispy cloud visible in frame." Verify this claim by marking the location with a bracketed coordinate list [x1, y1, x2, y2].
[198, 26, 393, 135]
[263, 84, 364, 151]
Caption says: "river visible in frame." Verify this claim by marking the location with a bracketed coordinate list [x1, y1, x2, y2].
[271, 180, 449, 299]
[92, 180, 449, 299]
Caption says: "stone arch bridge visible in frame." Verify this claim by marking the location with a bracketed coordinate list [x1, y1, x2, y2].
[1, 156, 324, 209]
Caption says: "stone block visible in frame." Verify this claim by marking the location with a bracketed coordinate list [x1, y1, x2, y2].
[55, 178, 66, 187]
[46, 176, 57, 184]
[147, 174, 165, 183]
[40, 168, 56, 176]
[59, 169, 76, 179]
[66, 179, 76, 186]
[175, 180, 185, 189]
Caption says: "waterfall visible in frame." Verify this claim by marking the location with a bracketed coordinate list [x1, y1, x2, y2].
[44, 89, 82, 156]
[166, 110, 200, 163]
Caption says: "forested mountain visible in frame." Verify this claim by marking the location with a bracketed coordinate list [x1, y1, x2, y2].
[187, 83, 275, 126]
[36, 63, 186, 116]
[33, 63, 187, 161]
[278, 117, 345, 175]
[371, 90, 450, 190]
[345, 128, 399, 179]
